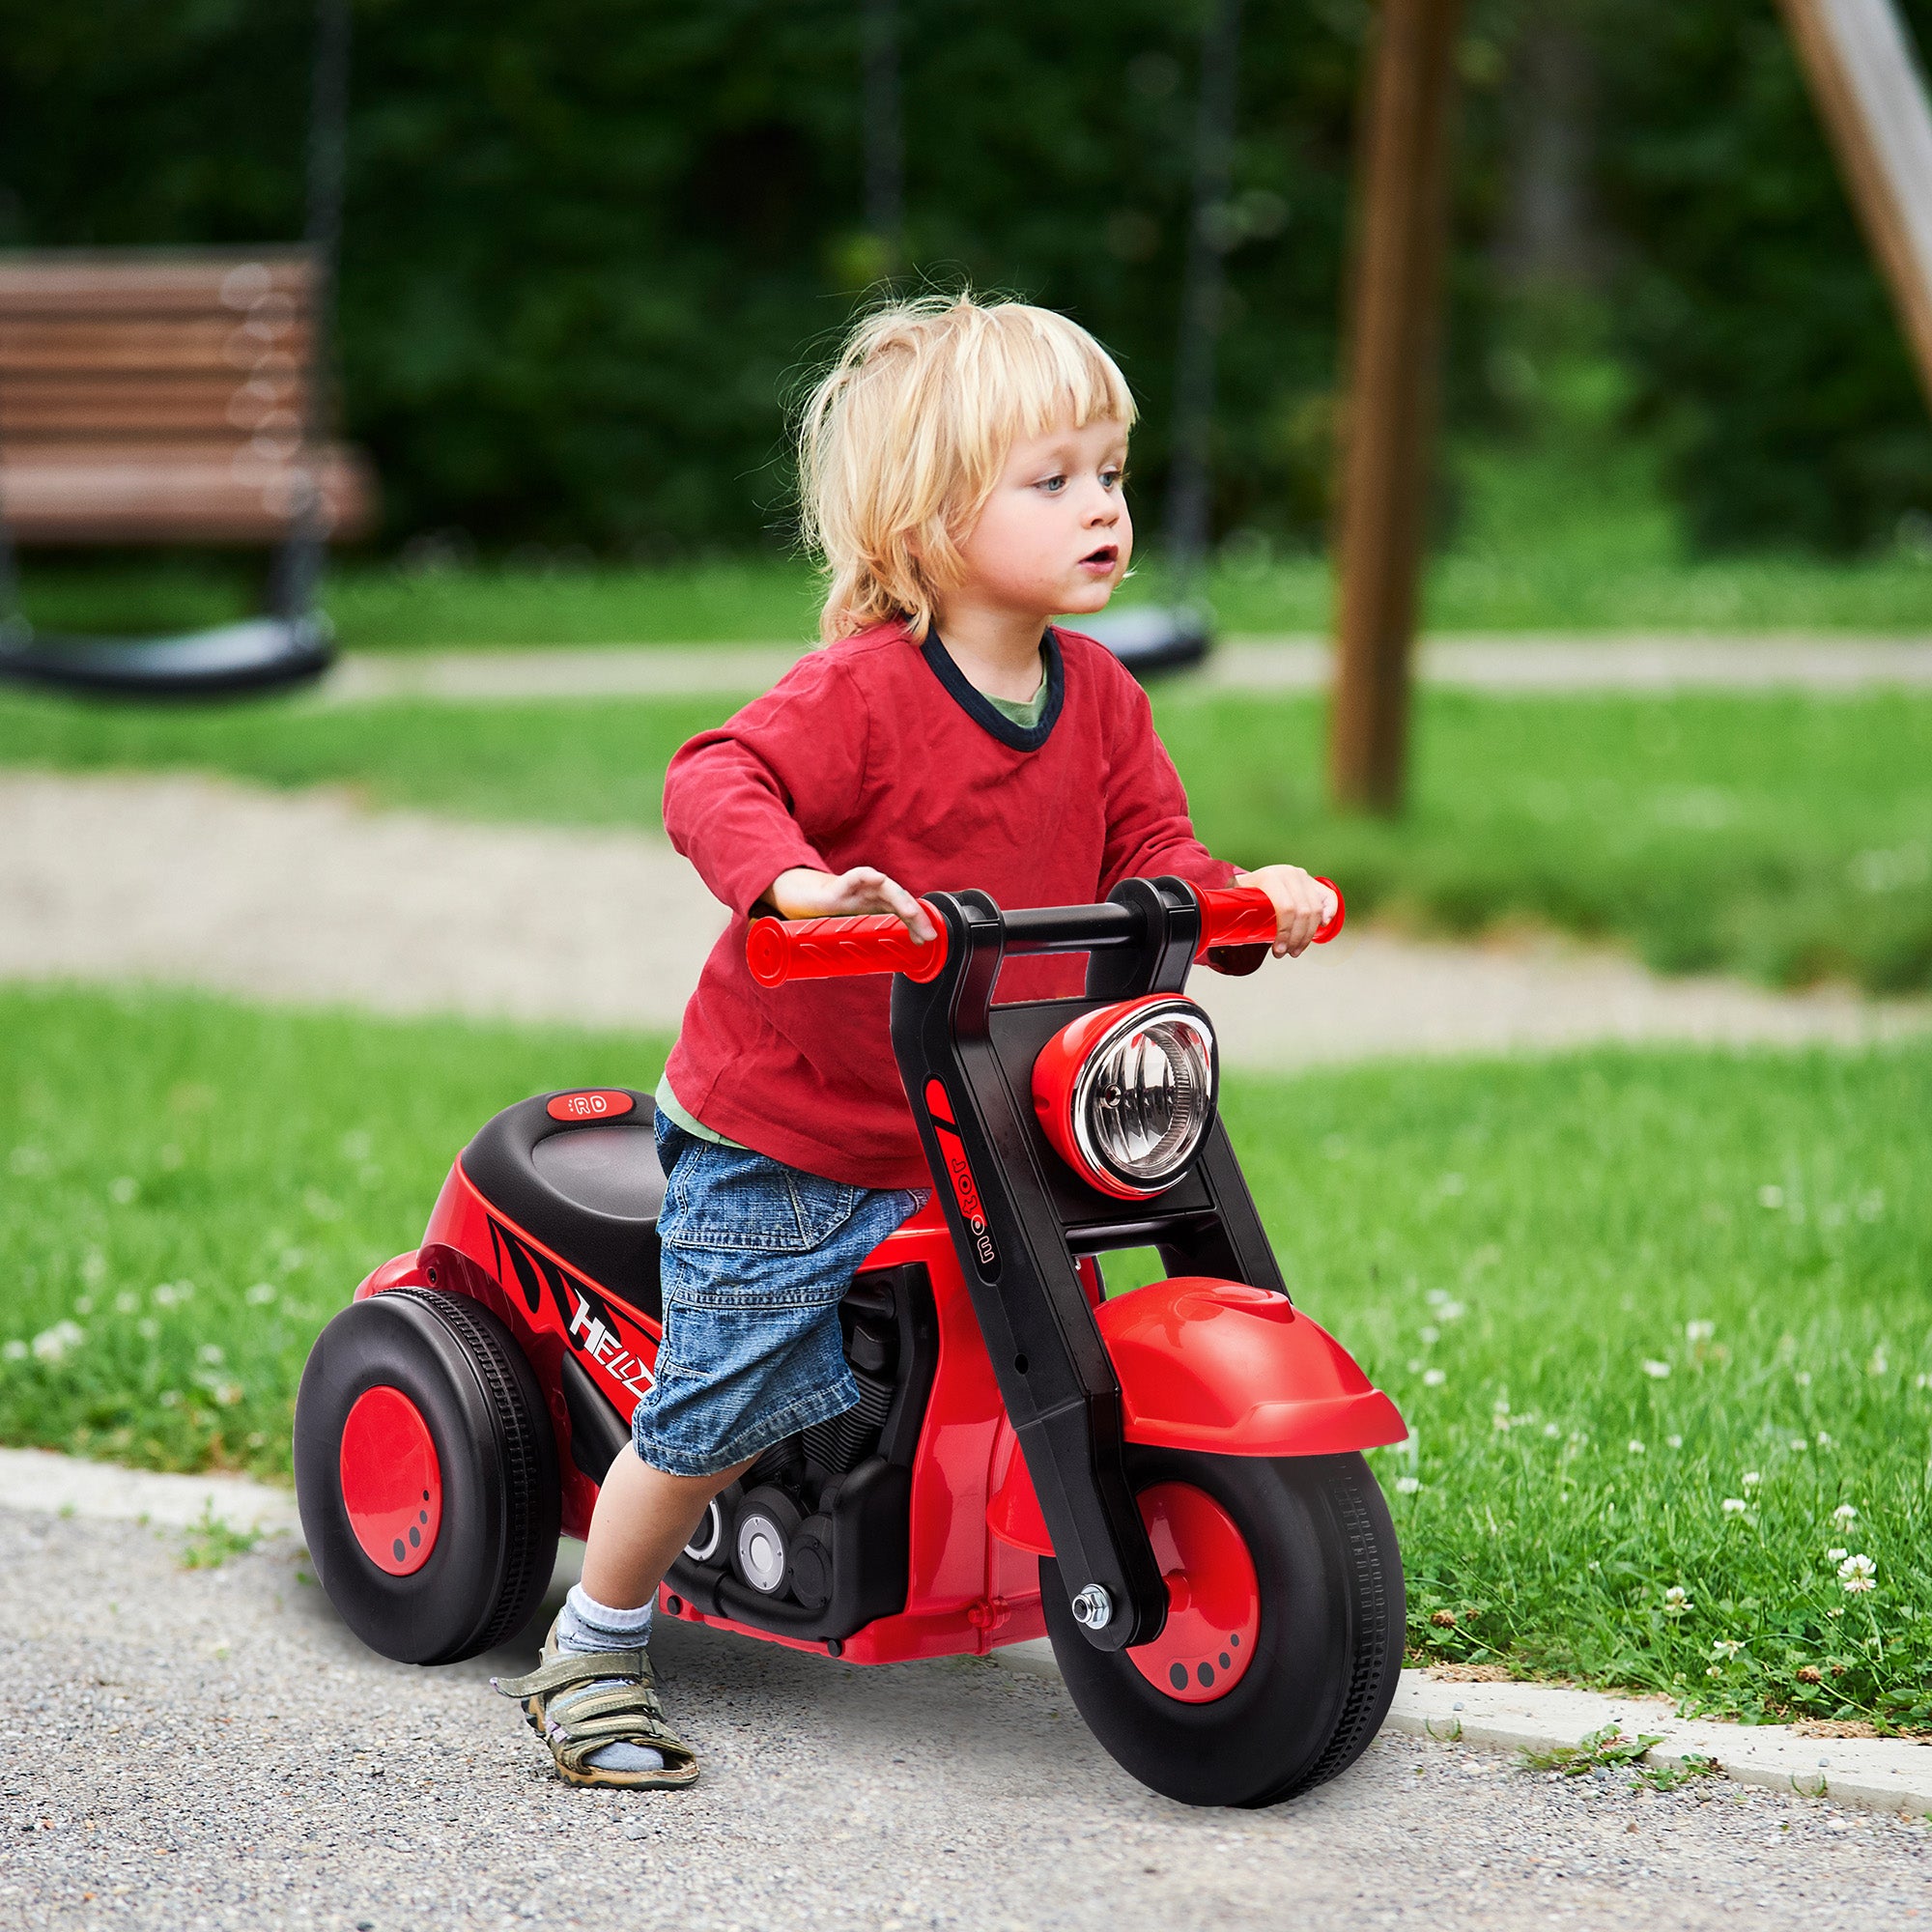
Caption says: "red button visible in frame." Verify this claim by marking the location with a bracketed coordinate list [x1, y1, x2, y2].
[545, 1091, 635, 1122]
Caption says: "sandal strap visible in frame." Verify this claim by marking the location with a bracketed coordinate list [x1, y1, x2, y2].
[548, 1682, 670, 1731]
[494, 1646, 648, 1699]
[546, 1685, 695, 1772]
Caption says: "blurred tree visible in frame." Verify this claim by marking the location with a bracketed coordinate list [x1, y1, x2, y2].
[1587, 0, 1932, 552]
[3, 0, 1921, 556]
[0, 0, 1377, 554]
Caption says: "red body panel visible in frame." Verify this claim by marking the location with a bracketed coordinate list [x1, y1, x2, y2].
[363, 1180, 1046, 1663]
[355, 1181, 1400, 1664]
[985, 1277, 1406, 1555]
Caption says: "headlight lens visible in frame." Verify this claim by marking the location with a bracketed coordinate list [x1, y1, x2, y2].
[1034, 998, 1218, 1199]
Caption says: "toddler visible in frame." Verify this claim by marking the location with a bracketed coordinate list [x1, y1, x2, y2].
[497, 294, 1335, 1785]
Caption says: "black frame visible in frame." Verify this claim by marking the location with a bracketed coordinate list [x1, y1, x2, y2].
[891, 876, 1290, 1653]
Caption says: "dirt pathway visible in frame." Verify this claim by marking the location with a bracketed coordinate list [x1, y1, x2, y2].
[316, 634, 1932, 705]
[4, 770, 1923, 1062]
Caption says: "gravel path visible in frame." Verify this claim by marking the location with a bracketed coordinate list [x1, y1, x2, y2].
[316, 635, 1932, 704]
[5, 770, 1925, 1064]
[6, 1509, 1929, 1932]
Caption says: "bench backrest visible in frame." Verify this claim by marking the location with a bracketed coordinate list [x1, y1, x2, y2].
[0, 249, 318, 460]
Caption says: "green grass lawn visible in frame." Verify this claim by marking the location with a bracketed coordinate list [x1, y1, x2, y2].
[2, 982, 1927, 1727]
[5, 682, 1929, 993]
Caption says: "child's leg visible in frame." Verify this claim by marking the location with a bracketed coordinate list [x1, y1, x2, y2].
[580, 1445, 753, 1610]
[550, 1446, 753, 1775]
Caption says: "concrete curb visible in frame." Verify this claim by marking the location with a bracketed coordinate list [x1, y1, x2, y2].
[988, 1637, 1932, 1817]
[11, 1449, 1927, 1818]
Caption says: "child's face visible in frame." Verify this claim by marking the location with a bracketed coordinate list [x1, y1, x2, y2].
[952, 415, 1132, 622]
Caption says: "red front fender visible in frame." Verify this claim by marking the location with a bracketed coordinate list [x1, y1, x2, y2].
[987, 1277, 1406, 1554]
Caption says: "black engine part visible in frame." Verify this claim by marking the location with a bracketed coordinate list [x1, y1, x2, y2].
[664, 1260, 938, 1641]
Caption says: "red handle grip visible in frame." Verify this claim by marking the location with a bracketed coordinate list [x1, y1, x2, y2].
[746, 904, 949, 987]
[1194, 877, 1345, 957]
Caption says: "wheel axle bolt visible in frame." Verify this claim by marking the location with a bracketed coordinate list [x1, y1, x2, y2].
[1071, 1583, 1114, 1630]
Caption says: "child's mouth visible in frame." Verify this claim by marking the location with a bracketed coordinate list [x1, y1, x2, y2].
[1079, 545, 1119, 572]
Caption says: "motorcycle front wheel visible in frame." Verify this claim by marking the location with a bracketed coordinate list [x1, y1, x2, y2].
[1041, 1448, 1404, 1808]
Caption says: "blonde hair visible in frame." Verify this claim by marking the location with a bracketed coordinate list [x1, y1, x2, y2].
[798, 293, 1136, 643]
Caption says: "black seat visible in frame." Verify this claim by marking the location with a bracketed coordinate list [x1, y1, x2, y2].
[459, 1091, 665, 1321]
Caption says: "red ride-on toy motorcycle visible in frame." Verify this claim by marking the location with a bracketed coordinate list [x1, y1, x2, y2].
[295, 876, 1407, 1807]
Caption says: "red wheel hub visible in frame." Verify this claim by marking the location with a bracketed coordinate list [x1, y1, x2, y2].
[340, 1385, 443, 1577]
[1128, 1482, 1260, 1704]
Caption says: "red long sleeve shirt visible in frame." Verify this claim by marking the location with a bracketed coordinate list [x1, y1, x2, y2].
[660, 621, 1238, 1188]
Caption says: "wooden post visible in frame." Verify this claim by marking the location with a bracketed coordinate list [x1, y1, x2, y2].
[1777, 0, 1932, 412]
[1329, 0, 1464, 813]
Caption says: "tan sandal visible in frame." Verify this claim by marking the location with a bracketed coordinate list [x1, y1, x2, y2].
[494, 1617, 699, 1790]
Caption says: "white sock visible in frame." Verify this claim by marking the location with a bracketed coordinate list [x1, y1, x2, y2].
[553, 1583, 663, 1773]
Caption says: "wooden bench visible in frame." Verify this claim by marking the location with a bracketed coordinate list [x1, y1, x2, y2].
[0, 247, 374, 546]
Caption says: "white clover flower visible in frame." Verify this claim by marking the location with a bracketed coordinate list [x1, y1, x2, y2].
[1833, 1503, 1859, 1525]
[108, 1176, 138, 1206]
[1711, 1638, 1744, 1661]
[1817, 1431, 1833, 1448]
[1420, 1324, 1441, 1345]
[196, 1343, 224, 1366]
[244, 1282, 277, 1306]
[1838, 1554, 1878, 1595]
[30, 1320, 85, 1364]
[1437, 1299, 1466, 1322]
[1628, 1439, 1646, 1455]
[114, 1292, 139, 1315]
[1722, 1497, 1750, 1516]
[1426, 1287, 1450, 1307]
[1396, 1476, 1420, 1494]
[1423, 1369, 1446, 1388]
[1797, 1370, 1812, 1387]
[2, 1339, 25, 1362]
[1686, 1319, 1716, 1343]
[1828, 1548, 1849, 1561]
[1758, 1184, 1784, 1208]
[1663, 1586, 1692, 1618]
[1743, 1471, 1761, 1488]
[1641, 1358, 1672, 1379]
[1666, 1435, 1684, 1449]
[1544, 1422, 1561, 1438]
[1790, 1437, 1808, 1452]
[152, 1282, 180, 1308]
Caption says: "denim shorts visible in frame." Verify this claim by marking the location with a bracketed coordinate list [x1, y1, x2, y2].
[630, 1115, 925, 1478]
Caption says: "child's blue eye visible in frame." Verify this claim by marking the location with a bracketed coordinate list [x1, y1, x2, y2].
[1037, 475, 1066, 493]
[1100, 468, 1123, 491]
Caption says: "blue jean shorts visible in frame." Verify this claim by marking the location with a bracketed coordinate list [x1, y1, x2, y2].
[630, 1115, 925, 1478]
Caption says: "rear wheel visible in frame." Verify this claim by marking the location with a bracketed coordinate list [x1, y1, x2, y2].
[1041, 1449, 1403, 1808]
[295, 1289, 560, 1664]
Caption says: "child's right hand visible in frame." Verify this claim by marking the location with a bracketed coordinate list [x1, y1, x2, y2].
[768, 866, 937, 944]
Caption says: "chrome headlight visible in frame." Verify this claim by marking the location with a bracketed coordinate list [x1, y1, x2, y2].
[1034, 997, 1218, 1200]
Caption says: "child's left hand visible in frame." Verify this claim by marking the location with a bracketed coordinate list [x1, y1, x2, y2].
[1233, 866, 1338, 958]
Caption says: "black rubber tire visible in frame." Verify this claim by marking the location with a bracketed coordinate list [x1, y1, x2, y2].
[294, 1289, 561, 1665]
[1042, 1448, 1404, 1808]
